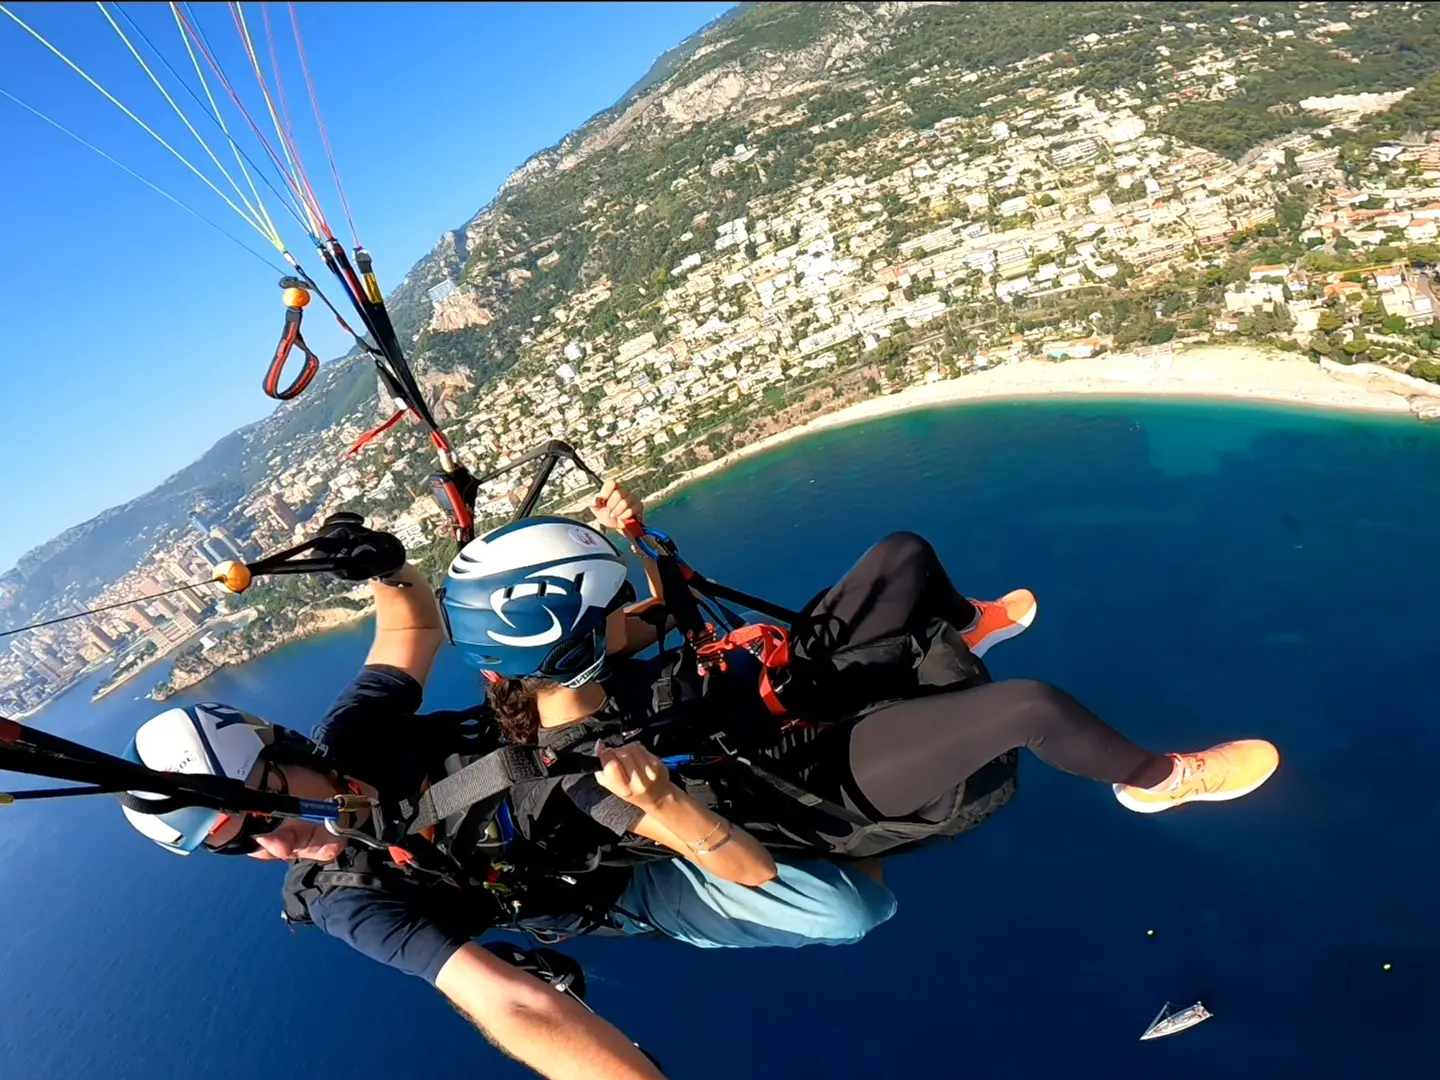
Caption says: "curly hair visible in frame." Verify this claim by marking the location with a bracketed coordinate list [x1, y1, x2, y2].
[487, 676, 548, 745]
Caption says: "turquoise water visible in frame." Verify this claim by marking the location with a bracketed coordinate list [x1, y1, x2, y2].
[3, 398, 1439, 1078]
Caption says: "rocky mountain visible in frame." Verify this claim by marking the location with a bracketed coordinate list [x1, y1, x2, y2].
[8, 0, 1439, 626]
[403, 0, 1440, 389]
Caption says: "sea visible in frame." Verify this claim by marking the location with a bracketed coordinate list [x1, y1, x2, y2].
[3, 397, 1439, 1080]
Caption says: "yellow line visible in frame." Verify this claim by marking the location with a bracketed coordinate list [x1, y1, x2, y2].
[0, 1, 279, 247]
[230, 0, 322, 238]
[96, 1, 280, 248]
[167, 0, 284, 245]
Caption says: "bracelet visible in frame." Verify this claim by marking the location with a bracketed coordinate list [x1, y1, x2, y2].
[689, 821, 733, 855]
[694, 829, 734, 857]
[685, 819, 726, 852]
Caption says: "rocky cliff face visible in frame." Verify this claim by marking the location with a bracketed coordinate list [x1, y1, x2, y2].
[15, 1, 1438, 627]
[404, 4, 903, 345]
[430, 285, 494, 332]
[497, 4, 895, 188]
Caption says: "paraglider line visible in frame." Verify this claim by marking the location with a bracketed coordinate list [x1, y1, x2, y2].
[95, 0, 278, 248]
[228, 0, 329, 240]
[259, 0, 327, 227]
[289, 1, 360, 247]
[0, 85, 286, 274]
[174, 1, 324, 244]
[111, 0, 302, 242]
[0, 1, 279, 243]
[166, 0, 313, 240]
[0, 580, 215, 639]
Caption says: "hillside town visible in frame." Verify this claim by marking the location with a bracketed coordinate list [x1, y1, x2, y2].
[7, 15, 1440, 716]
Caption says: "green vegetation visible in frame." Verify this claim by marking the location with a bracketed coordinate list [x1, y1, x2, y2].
[1155, 7, 1440, 159]
[1158, 102, 1321, 162]
[1410, 358, 1440, 384]
[21, 1, 1440, 637]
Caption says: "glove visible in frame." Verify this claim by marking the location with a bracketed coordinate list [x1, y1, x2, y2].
[311, 513, 407, 582]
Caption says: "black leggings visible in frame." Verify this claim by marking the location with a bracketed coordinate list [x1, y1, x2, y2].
[797, 533, 1174, 819]
[849, 679, 1174, 818]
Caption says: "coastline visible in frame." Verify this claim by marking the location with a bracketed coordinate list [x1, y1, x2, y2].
[90, 623, 210, 704]
[136, 343, 1440, 696]
[642, 344, 1440, 507]
[149, 602, 373, 702]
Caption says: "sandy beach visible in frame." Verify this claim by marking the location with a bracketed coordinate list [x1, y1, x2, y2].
[644, 344, 1440, 506]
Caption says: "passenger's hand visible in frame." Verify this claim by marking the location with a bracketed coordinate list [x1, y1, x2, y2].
[595, 743, 675, 810]
[591, 479, 642, 533]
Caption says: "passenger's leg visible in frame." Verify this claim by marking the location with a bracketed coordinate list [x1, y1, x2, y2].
[613, 856, 898, 949]
[847, 679, 1278, 818]
[795, 531, 1035, 662]
[795, 531, 977, 657]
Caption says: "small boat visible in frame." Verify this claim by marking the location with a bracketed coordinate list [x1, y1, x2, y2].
[1139, 1001, 1212, 1041]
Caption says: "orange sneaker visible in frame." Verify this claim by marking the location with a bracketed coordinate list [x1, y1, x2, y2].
[1113, 740, 1280, 814]
[962, 588, 1038, 657]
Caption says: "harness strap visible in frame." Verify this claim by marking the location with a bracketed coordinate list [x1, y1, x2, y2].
[728, 755, 874, 828]
[404, 745, 596, 836]
[696, 623, 792, 717]
[654, 554, 711, 644]
[312, 869, 388, 891]
[346, 407, 408, 457]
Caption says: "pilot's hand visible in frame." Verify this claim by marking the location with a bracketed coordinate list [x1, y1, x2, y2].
[311, 514, 406, 581]
[591, 479, 642, 534]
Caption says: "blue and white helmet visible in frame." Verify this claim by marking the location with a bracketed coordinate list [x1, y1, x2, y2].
[440, 516, 633, 687]
[120, 703, 269, 855]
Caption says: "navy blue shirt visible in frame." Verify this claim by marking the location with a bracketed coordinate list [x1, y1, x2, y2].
[304, 666, 471, 984]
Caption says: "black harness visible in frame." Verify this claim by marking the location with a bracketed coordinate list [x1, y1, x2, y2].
[280, 548, 1020, 935]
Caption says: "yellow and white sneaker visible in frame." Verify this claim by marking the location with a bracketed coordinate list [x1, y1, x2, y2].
[1114, 740, 1280, 814]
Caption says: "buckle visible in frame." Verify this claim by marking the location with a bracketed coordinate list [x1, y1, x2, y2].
[652, 676, 676, 712]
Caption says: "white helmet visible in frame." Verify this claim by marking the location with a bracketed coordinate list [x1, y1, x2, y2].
[121, 703, 269, 855]
[440, 516, 634, 687]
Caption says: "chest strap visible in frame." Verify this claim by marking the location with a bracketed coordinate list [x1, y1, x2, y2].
[401, 745, 599, 836]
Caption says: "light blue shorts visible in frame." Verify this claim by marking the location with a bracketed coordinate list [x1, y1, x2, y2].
[613, 855, 898, 949]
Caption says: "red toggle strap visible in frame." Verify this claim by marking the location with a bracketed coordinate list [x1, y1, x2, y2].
[345, 408, 408, 457]
[264, 308, 321, 401]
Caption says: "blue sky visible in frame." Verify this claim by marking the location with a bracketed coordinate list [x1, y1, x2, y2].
[0, 1, 732, 571]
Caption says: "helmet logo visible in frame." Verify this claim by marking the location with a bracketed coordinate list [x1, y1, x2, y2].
[569, 526, 601, 548]
[204, 704, 247, 730]
[487, 579, 571, 649]
[487, 607, 564, 648]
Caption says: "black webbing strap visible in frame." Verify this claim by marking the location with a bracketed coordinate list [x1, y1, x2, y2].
[654, 554, 711, 643]
[729, 755, 873, 828]
[314, 869, 388, 891]
[0, 716, 305, 820]
[405, 745, 596, 836]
